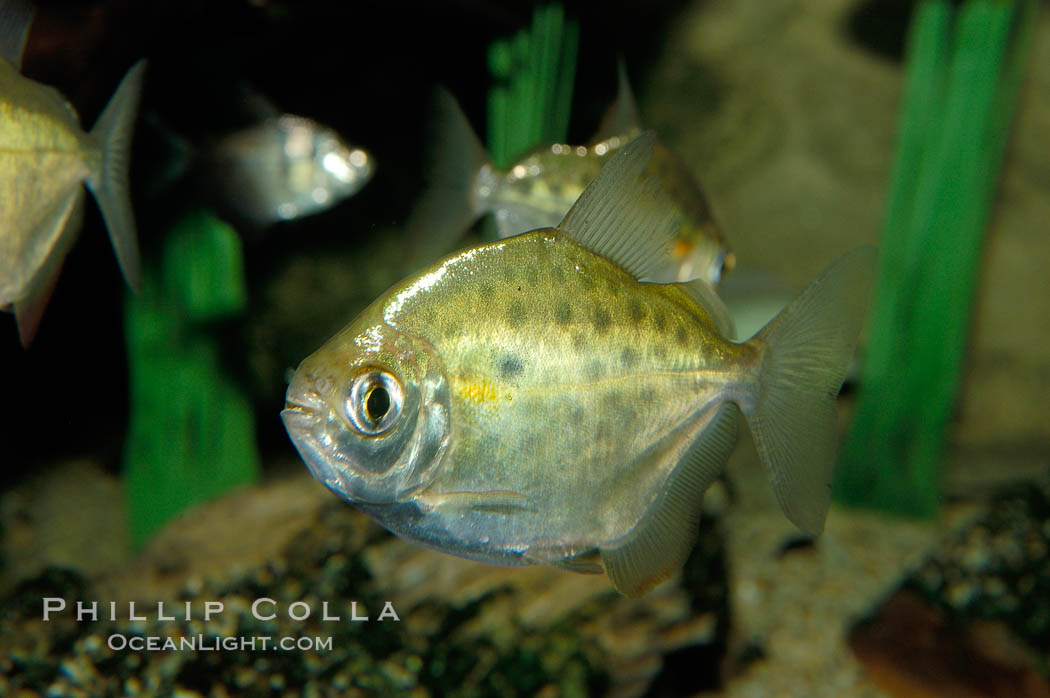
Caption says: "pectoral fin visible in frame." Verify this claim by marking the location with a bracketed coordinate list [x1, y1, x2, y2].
[417, 488, 534, 516]
[601, 403, 738, 598]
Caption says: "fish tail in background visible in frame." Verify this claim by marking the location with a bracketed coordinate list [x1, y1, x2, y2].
[139, 111, 198, 199]
[404, 87, 493, 272]
[0, 0, 35, 68]
[85, 59, 147, 292]
[742, 246, 877, 535]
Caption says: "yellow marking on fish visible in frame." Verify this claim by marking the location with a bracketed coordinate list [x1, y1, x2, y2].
[457, 379, 508, 405]
[672, 239, 694, 259]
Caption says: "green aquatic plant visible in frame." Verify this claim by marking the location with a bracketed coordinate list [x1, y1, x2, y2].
[486, 4, 579, 171]
[834, 0, 1037, 517]
[124, 210, 260, 547]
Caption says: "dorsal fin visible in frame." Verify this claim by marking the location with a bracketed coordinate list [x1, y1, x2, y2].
[0, 0, 34, 69]
[593, 58, 642, 142]
[557, 131, 684, 282]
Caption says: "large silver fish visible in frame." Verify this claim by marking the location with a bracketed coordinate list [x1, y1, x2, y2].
[283, 132, 875, 597]
[0, 3, 144, 344]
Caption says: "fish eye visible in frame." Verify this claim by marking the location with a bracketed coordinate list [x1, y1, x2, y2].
[346, 369, 403, 436]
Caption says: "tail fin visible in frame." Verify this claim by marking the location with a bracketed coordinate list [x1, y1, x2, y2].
[0, 0, 34, 69]
[86, 59, 147, 292]
[404, 86, 492, 271]
[742, 247, 877, 534]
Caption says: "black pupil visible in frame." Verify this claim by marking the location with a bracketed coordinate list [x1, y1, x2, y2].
[365, 386, 391, 423]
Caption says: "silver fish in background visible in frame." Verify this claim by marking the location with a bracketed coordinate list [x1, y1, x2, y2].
[0, 2, 144, 345]
[283, 132, 875, 597]
[207, 114, 374, 226]
[406, 66, 733, 286]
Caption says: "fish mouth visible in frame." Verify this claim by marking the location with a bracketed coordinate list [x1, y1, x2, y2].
[282, 393, 323, 416]
[280, 380, 330, 442]
[280, 392, 346, 495]
[280, 385, 366, 502]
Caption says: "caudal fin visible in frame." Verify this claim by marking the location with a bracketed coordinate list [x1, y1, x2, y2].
[0, 0, 34, 69]
[404, 87, 492, 271]
[743, 246, 877, 534]
[86, 59, 147, 292]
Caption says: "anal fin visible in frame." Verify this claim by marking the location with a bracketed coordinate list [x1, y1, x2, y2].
[13, 188, 84, 346]
[601, 403, 738, 597]
[525, 546, 603, 575]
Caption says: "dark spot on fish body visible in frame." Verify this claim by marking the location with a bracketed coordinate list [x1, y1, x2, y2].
[654, 311, 667, 334]
[593, 308, 612, 334]
[572, 333, 588, 353]
[675, 325, 689, 347]
[507, 300, 528, 327]
[601, 391, 625, 412]
[586, 360, 604, 381]
[604, 277, 620, 296]
[653, 344, 668, 361]
[628, 299, 646, 323]
[593, 419, 614, 446]
[620, 347, 638, 369]
[526, 266, 540, 284]
[498, 355, 524, 378]
[555, 302, 573, 325]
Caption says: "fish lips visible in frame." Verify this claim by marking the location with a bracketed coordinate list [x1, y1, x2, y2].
[280, 392, 357, 499]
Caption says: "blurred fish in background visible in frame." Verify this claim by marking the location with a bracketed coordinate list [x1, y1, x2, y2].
[407, 65, 733, 286]
[0, 0, 144, 345]
[210, 113, 374, 226]
[149, 91, 374, 228]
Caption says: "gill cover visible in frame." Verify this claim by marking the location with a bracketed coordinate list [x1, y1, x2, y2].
[282, 322, 451, 504]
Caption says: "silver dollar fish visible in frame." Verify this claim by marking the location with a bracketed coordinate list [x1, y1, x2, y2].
[408, 68, 732, 286]
[283, 132, 875, 597]
[208, 114, 374, 226]
[0, 2, 144, 344]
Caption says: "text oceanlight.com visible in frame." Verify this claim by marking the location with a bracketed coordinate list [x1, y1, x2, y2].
[107, 634, 335, 652]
